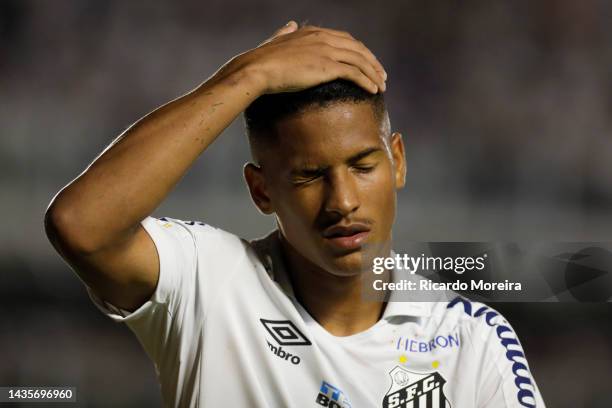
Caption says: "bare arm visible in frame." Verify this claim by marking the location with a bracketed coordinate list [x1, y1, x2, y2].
[44, 22, 387, 311]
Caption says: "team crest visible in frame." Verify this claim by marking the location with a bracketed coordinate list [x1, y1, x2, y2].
[382, 366, 451, 408]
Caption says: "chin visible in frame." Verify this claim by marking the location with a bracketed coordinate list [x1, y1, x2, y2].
[316, 237, 390, 277]
[321, 249, 376, 277]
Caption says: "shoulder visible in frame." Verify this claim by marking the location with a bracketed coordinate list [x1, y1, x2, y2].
[428, 295, 528, 360]
[442, 296, 543, 407]
[139, 216, 269, 309]
[144, 216, 249, 255]
[444, 296, 513, 333]
[438, 295, 521, 345]
[145, 216, 237, 240]
[142, 216, 262, 291]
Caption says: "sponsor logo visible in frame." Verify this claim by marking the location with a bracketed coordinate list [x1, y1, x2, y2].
[260, 319, 311, 365]
[383, 366, 451, 408]
[316, 381, 352, 408]
[266, 341, 301, 365]
[395, 333, 460, 353]
[448, 297, 537, 408]
[260, 319, 312, 346]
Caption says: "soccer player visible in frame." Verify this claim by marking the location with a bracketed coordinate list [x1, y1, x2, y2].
[45, 21, 545, 407]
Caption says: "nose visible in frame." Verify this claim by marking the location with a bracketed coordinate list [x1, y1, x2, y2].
[324, 168, 360, 217]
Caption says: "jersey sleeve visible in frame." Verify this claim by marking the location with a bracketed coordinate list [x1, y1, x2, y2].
[87, 216, 247, 364]
[473, 305, 546, 408]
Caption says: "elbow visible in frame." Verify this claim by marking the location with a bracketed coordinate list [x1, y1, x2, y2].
[44, 200, 101, 255]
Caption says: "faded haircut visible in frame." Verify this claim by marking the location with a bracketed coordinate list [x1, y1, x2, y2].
[243, 79, 387, 160]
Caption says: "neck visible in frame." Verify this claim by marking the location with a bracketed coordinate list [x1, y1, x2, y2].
[279, 234, 391, 337]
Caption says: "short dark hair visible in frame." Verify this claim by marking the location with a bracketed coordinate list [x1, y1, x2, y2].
[243, 79, 386, 155]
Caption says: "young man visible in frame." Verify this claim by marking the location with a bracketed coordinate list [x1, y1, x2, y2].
[45, 21, 545, 407]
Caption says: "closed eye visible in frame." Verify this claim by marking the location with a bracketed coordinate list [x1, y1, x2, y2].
[292, 176, 319, 185]
[291, 170, 324, 185]
[352, 164, 376, 173]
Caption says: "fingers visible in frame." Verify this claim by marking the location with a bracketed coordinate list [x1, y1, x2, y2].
[259, 21, 298, 46]
[325, 46, 386, 92]
[273, 20, 298, 38]
[299, 25, 355, 40]
[255, 21, 387, 94]
[297, 26, 386, 88]
[330, 62, 380, 94]
[298, 26, 384, 72]
[327, 36, 386, 80]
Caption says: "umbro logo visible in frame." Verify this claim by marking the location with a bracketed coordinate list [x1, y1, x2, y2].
[260, 319, 312, 346]
[260, 319, 311, 365]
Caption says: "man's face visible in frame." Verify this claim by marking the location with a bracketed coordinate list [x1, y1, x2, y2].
[247, 102, 406, 276]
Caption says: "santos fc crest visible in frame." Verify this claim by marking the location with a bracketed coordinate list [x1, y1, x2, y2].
[383, 366, 451, 408]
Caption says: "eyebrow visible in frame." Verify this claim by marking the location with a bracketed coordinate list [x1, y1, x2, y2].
[346, 147, 383, 164]
[290, 147, 383, 176]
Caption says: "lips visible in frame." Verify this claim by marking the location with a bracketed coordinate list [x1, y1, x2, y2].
[322, 223, 371, 251]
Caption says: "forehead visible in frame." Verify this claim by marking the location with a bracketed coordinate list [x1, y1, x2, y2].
[266, 102, 386, 167]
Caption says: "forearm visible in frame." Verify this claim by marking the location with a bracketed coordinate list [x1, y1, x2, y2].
[47, 63, 262, 252]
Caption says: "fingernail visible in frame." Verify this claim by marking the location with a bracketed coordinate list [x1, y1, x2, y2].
[383, 71, 388, 80]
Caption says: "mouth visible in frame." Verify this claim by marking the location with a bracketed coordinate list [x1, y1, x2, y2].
[322, 223, 371, 251]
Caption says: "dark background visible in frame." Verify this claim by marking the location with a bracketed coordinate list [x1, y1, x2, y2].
[1, 1, 611, 406]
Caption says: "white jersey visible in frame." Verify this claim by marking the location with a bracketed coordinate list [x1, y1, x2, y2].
[89, 216, 546, 408]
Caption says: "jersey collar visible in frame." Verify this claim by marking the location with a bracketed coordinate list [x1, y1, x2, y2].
[381, 268, 435, 319]
[378, 249, 457, 319]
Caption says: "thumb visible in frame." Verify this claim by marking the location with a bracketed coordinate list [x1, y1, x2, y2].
[260, 21, 298, 45]
[273, 20, 298, 37]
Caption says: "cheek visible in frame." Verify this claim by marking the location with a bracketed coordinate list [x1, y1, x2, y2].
[274, 186, 323, 230]
[361, 162, 396, 199]
[361, 164, 397, 222]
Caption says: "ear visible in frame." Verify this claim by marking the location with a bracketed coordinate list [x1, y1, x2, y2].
[244, 163, 274, 215]
[390, 132, 406, 189]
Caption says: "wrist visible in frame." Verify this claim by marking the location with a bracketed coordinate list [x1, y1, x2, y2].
[205, 54, 267, 98]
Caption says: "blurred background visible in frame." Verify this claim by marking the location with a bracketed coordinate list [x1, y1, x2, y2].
[1, 0, 611, 406]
